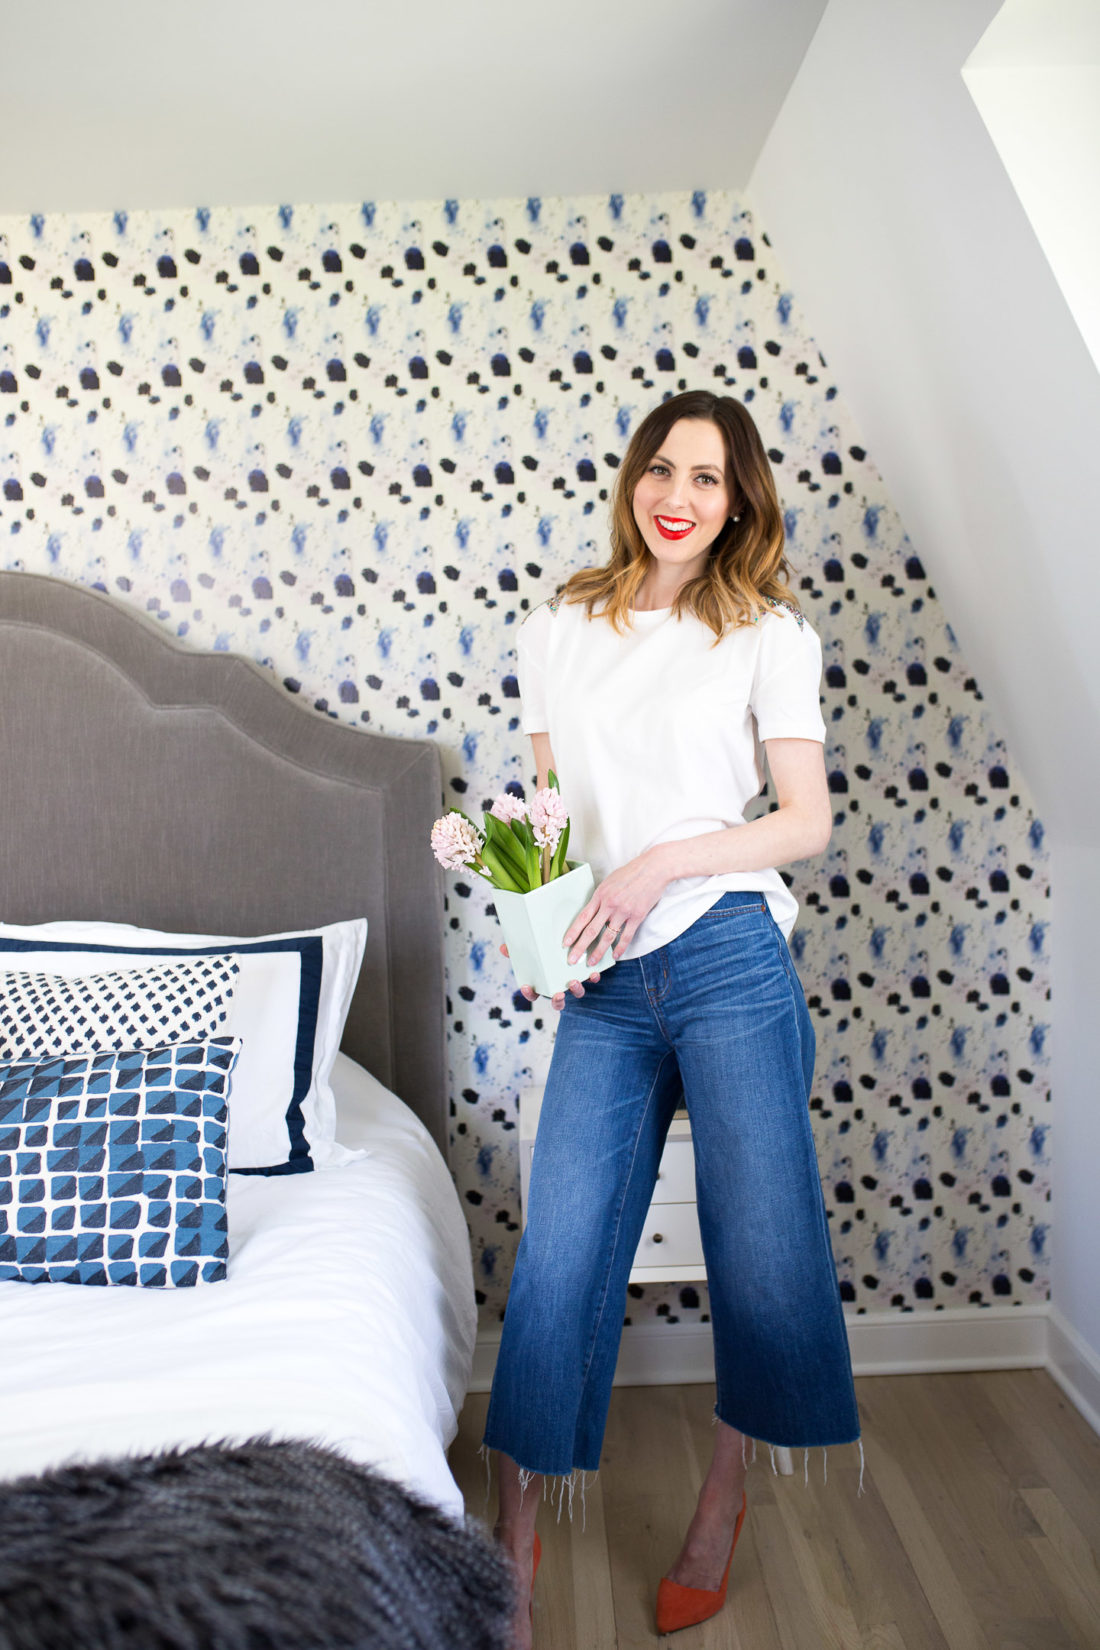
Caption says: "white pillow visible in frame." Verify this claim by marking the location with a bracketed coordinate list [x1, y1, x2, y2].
[0, 920, 367, 1175]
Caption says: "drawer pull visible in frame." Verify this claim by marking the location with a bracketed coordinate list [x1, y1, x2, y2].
[652, 1233, 664, 1244]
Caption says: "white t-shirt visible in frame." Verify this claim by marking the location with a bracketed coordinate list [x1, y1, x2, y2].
[516, 593, 827, 958]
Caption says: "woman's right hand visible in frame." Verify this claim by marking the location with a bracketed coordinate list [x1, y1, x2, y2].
[499, 943, 600, 1012]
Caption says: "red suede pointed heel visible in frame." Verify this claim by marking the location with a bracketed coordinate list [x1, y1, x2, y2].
[655, 1488, 747, 1635]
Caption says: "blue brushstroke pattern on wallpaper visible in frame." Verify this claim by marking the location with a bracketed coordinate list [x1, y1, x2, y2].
[0, 189, 1050, 1329]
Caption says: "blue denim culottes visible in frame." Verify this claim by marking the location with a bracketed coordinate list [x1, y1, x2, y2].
[482, 892, 862, 1478]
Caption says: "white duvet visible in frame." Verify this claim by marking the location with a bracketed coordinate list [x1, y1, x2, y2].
[0, 1054, 477, 1517]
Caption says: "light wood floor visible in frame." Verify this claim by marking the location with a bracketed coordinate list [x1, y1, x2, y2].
[449, 1371, 1100, 1650]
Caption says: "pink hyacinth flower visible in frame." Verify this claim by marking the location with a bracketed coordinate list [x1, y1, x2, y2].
[430, 811, 482, 871]
[530, 786, 568, 852]
[490, 792, 528, 825]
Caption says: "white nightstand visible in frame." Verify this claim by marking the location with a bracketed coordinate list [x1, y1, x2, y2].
[519, 1083, 706, 1285]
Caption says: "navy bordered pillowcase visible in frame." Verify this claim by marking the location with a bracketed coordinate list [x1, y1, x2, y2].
[0, 921, 367, 1175]
[0, 1038, 239, 1288]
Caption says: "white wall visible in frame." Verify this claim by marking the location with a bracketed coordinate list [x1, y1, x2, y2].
[749, 0, 1100, 1401]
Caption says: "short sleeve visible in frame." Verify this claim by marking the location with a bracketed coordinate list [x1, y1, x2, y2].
[516, 601, 553, 734]
[749, 608, 827, 743]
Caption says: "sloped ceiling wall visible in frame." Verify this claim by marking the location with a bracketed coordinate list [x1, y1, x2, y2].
[749, 0, 1100, 1376]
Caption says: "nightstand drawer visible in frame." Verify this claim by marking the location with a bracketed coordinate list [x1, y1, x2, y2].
[634, 1202, 704, 1269]
[652, 1139, 696, 1204]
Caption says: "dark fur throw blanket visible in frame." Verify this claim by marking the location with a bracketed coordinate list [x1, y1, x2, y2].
[0, 1437, 512, 1650]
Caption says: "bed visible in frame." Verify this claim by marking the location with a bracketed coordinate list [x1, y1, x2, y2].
[0, 570, 475, 1519]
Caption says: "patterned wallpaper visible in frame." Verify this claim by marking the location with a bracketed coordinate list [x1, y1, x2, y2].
[0, 189, 1051, 1331]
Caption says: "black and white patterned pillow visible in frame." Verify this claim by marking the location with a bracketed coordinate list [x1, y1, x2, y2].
[0, 957, 239, 1061]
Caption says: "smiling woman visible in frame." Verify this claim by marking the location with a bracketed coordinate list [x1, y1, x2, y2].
[482, 389, 862, 1647]
[630, 418, 732, 601]
[557, 388, 795, 640]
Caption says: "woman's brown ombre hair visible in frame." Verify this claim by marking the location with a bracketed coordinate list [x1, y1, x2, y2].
[559, 389, 799, 640]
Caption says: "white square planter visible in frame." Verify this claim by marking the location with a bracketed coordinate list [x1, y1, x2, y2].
[492, 862, 616, 1000]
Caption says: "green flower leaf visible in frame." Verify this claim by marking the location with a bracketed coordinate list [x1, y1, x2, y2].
[479, 843, 525, 893]
[548, 818, 571, 881]
[484, 814, 526, 873]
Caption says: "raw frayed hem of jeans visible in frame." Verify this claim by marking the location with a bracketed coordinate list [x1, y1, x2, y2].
[478, 1447, 597, 1532]
[544, 1467, 595, 1529]
[723, 1427, 866, 1497]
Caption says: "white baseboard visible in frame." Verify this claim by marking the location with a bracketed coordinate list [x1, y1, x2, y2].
[845, 1303, 1049, 1374]
[471, 1302, 1064, 1397]
[1046, 1305, 1100, 1437]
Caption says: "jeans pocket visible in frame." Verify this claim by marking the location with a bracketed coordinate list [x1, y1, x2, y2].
[700, 892, 769, 919]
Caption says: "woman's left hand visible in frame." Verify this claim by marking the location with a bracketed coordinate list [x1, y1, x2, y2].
[563, 846, 671, 969]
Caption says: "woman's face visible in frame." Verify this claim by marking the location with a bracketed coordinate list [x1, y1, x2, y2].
[631, 418, 732, 588]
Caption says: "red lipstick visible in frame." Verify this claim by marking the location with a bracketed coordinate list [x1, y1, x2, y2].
[654, 516, 695, 541]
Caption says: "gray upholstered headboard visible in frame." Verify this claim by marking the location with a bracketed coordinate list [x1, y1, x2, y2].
[0, 571, 448, 1152]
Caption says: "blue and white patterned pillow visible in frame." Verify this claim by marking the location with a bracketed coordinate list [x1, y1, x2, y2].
[0, 1038, 239, 1288]
[0, 957, 239, 1063]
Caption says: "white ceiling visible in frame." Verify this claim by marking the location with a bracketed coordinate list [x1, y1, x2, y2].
[1, 0, 827, 216]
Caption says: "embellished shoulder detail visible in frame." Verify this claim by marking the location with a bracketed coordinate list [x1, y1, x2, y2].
[520, 593, 563, 626]
[755, 596, 805, 630]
